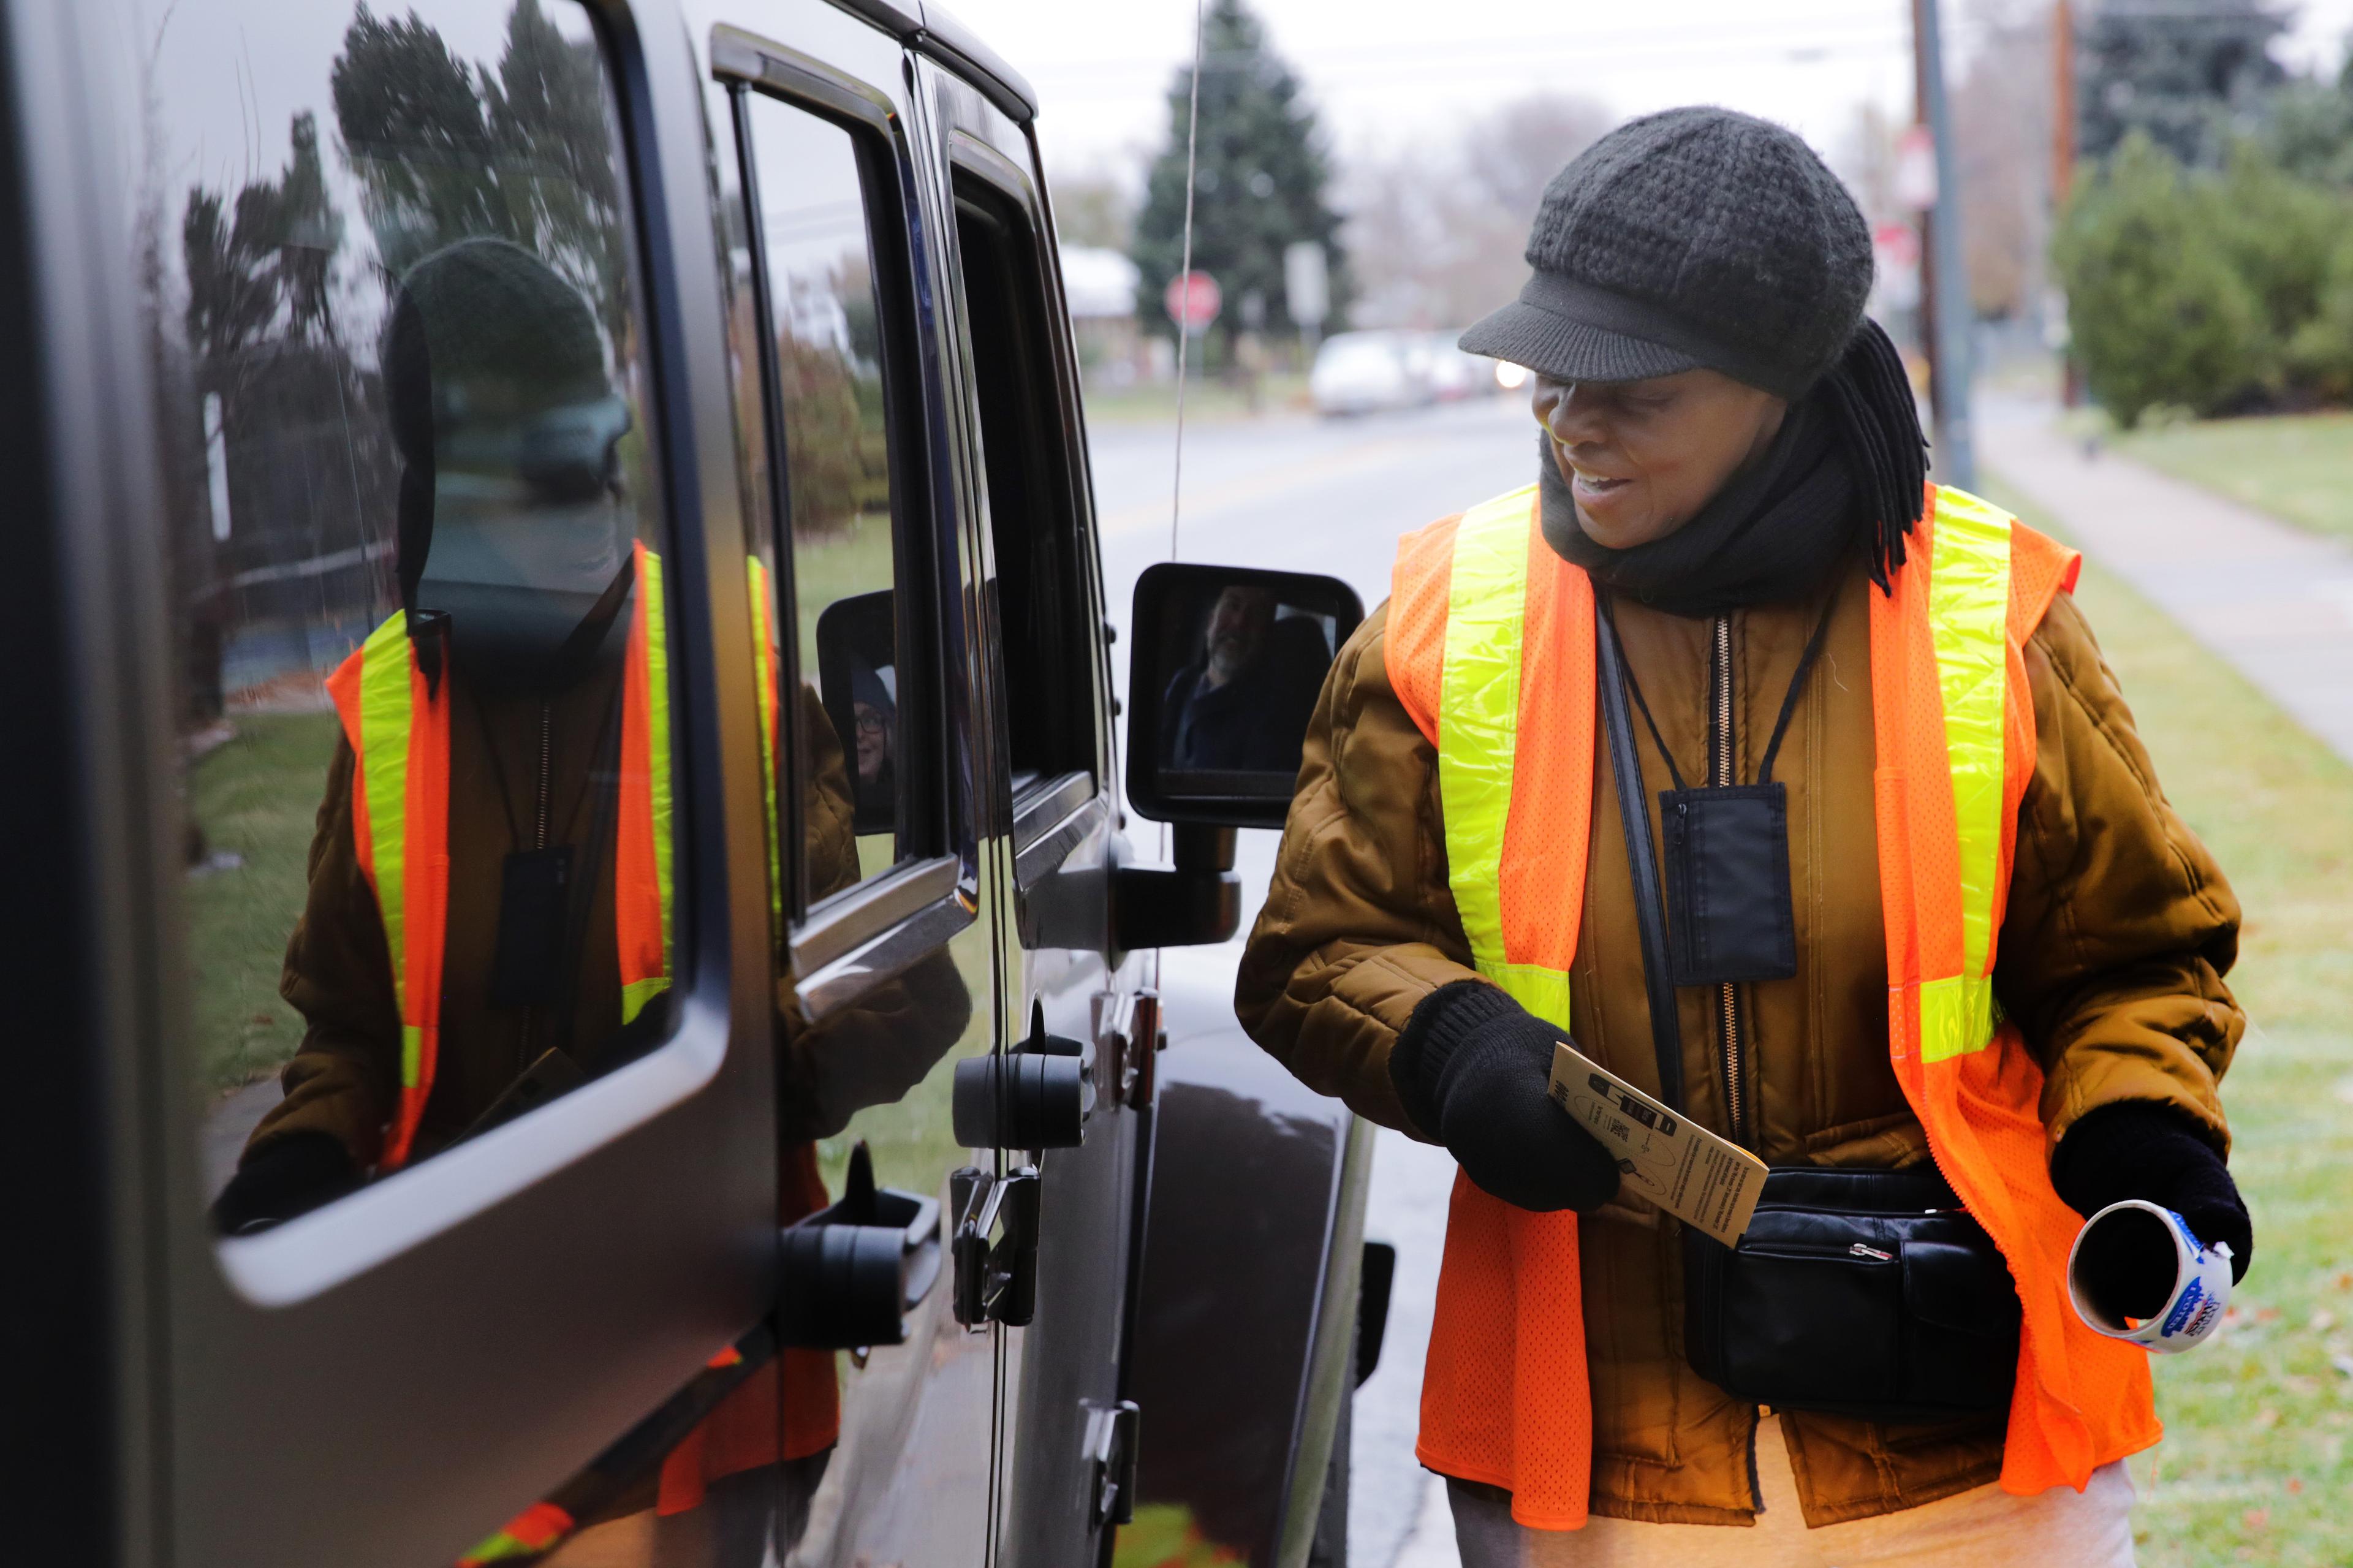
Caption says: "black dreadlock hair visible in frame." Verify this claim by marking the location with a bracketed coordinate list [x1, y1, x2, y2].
[1818, 317, 1929, 594]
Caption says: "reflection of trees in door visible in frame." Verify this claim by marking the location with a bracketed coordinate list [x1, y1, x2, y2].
[330, 0, 624, 328]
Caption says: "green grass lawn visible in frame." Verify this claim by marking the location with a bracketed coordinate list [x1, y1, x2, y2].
[1986, 479, 2353, 1567]
[184, 711, 341, 1093]
[2104, 411, 2353, 550]
[1079, 369, 1311, 425]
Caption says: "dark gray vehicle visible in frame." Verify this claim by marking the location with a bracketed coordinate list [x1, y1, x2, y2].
[0, 1, 1385, 1565]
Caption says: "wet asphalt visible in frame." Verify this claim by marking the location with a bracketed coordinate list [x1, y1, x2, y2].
[1090, 388, 1537, 1567]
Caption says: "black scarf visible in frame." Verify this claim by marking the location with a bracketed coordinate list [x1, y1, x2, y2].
[1539, 396, 1855, 619]
[1537, 319, 1929, 619]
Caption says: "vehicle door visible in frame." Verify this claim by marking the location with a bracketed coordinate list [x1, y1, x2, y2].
[915, 52, 1149, 1566]
[689, 8, 1005, 1564]
[13, 1, 803, 1562]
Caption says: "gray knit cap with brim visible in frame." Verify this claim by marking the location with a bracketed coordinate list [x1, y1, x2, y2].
[1459, 107, 1875, 401]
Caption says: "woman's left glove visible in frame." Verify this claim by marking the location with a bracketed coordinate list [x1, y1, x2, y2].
[211, 1131, 361, 1236]
[2052, 1101, 2252, 1318]
[1389, 980, 1621, 1214]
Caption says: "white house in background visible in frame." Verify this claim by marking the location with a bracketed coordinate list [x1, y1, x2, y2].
[1057, 244, 1146, 387]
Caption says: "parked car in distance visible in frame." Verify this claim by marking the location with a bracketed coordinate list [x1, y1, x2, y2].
[1309, 329, 1431, 416]
[1419, 331, 1496, 401]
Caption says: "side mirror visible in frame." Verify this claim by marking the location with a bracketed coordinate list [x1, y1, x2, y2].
[1124, 562, 1363, 830]
[1113, 564, 1363, 953]
[814, 589, 898, 835]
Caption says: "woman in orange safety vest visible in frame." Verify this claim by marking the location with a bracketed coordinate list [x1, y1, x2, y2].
[1237, 108, 2251, 1567]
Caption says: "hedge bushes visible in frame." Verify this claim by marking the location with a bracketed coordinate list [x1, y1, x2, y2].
[2054, 132, 2353, 425]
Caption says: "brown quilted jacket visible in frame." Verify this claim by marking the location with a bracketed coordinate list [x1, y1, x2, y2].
[1235, 543, 2243, 1526]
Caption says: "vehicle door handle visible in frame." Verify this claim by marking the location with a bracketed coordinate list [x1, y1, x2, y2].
[948, 1165, 1040, 1328]
[776, 1141, 942, 1349]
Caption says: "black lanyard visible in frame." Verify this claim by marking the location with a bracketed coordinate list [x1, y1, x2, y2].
[1597, 591, 1836, 989]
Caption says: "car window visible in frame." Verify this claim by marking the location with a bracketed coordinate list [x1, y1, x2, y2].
[733, 91, 923, 906]
[151, 0, 678, 1229]
[700, 67, 999, 1566]
[952, 170, 1098, 808]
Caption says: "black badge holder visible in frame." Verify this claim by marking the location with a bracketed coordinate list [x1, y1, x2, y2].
[1601, 596, 1834, 988]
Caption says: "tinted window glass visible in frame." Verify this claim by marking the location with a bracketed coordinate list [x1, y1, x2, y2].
[737, 92, 913, 903]
[146, 0, 676, 1226]
[952, 173, 1096, 801]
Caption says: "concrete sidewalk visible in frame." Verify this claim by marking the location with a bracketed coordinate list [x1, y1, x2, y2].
[1976, 396, 2353, 769]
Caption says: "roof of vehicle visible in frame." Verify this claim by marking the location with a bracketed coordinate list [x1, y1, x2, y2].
[830, 0, 1039, 123]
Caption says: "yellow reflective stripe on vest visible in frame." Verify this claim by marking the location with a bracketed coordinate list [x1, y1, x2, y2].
[746, 555, 783, 936]
[354, 613, 424, 1091]
[622, 549, 675, 1026]
[1438, 485, 1572, 1030]
[1917, 485, 2013, 1064]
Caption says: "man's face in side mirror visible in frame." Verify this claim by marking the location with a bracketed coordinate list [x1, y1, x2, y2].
[1202, 585, 1275, 690]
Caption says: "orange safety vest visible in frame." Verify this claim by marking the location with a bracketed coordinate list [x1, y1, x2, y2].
[324, 539, 673, 1171]
[654, 552, 839, 1513]
[1385, 483, 2159, 1528]
[325, 544, 841, 1512]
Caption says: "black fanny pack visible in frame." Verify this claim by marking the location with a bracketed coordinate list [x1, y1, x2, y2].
[1594, 598, 2021, 1423]
[1680, 1167, 2020, 1421]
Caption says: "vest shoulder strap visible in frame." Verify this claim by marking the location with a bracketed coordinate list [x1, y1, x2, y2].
[1387, 486, 1545, 748]
[1385, 512, 1462, 749]
[1927, 484, 2081, 647]
[2006, 518, 2080, 647]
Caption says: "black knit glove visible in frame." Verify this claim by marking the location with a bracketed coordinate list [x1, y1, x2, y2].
[211, 1131, 362, 1237]
[1389, 981, 1621, 1214]
[2052, 1102, 2251, 1319]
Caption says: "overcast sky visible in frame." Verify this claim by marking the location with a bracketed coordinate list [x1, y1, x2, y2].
[940, 0, 2353, 184]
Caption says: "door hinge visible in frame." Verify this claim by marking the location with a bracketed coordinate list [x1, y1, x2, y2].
[949, 1165, 1041, 1328]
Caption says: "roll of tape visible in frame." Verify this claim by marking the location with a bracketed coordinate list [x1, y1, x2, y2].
[2066, 1199, 2233, 1354]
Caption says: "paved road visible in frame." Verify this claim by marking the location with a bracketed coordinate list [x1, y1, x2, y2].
[1089, 392, 1536, 1568]
[1978, 395, 2353, 770]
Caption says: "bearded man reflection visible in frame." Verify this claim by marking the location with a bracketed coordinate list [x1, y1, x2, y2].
[1158, 584, 1325, 773]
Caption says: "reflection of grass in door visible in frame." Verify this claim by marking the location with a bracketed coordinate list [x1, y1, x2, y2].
[186, 713, 340, 1093]
[787, 512, 895, 680]
[813, 916, 999, 1208]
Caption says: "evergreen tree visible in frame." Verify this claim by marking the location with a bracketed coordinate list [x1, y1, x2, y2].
[2262, 56, 2353, 188]
[2077, 0, 2287, 168]
[1131, 0, 1349, 352]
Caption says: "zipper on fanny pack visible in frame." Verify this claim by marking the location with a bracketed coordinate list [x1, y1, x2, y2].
[1710, 614, 1751, 1149]
[1742, 1240, 1898, 1261]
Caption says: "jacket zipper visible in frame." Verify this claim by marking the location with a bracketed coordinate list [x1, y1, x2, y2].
[529, 702, 553, 1055]
[1711, 615, 1749, 1148]
[535, 702, 553, 850]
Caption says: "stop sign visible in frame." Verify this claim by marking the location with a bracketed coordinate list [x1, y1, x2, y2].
[1164, 270, 1221, 332]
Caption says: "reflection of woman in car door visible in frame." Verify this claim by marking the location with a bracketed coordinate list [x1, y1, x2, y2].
[206, 239, 968, 1562]
[211, 237, 667, 1225]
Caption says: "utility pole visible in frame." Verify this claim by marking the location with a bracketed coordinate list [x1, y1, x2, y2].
[2052, 0, 2082, 407]
[1911, 0, 1976, 488]
[2051, 0, 2076, 205]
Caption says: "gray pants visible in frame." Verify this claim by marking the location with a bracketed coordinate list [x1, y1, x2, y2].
[1446, 1418, 2137, 1568]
